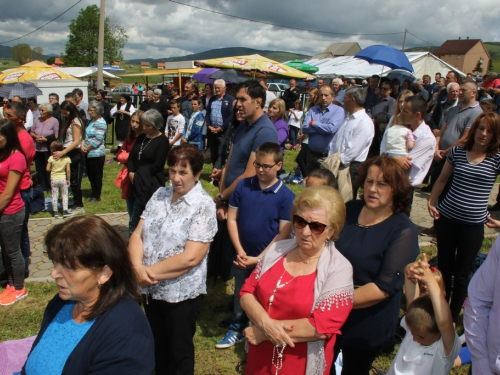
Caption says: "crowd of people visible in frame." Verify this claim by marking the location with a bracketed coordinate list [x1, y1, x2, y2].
[1, 71, 500, 375]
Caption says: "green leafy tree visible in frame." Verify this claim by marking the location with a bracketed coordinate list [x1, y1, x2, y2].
[473, 59, 484, 74]
[12, 43, 32, 64]
[488, 50, 494, 72]
[32, 46, 44, 61]
[46, 56, 56, 65]
[63, 5, 128, 67]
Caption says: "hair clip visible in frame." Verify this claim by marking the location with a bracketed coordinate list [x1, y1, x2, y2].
[431, 267, 437, 272]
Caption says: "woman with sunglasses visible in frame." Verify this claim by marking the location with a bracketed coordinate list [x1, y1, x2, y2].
[331, 155, 419, 375]
[240, 186, 353, 375]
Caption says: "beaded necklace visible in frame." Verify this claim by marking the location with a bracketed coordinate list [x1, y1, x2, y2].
[138, 133, 160, 160]
[268, 268, 302, 311]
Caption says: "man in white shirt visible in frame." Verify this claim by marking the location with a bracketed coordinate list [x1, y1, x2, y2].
[394, 95, 436, 189]
[329, 87, 374, 199]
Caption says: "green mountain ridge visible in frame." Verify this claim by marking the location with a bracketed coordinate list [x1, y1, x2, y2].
[124, 47, 311, 65]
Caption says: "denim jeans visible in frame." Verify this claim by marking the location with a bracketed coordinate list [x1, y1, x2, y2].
[125, 196, 135, 235]
[0, 208, 26, 289]
[228, 265, 253, 334]
[130, 200, 145, 234]
[20, 188, 32, 276]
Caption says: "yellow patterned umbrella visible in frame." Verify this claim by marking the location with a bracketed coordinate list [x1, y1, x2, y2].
[195, 54, 316, 81]
[0, 61, 77, 84]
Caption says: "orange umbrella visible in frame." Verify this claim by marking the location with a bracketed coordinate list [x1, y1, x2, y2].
[0, 61, 77, 84]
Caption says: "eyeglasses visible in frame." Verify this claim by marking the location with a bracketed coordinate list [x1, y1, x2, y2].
[292, 215, 328, 235]
[253, 160, 278, 171]
[381, 87, 391, 91]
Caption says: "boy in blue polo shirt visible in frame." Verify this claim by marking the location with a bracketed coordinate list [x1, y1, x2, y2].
[216, 142, 295, 349]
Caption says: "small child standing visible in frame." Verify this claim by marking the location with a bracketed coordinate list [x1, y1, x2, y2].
[46, 141, 71, 218]
[288, 99, 303, 150]
[384, 123, 415, 157]
[387, 254, 460, 375]
[182, 96, 205, 151]
[166, 99, 185, 147]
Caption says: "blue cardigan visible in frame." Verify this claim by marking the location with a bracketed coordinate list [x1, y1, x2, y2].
[22, 295, 154, 375]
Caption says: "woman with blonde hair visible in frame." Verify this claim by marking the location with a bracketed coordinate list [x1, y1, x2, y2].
[241, 186, 353, 374]
[268, 98, 288, 154]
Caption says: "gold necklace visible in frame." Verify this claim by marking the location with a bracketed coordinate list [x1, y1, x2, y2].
[297, 249, 323, 264]
[268, 268, 302, 311]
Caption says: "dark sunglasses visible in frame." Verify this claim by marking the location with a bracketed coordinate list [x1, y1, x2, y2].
[293, 215, 327, 235]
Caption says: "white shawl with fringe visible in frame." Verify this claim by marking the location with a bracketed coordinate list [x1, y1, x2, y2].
[254, 238, 354, 375]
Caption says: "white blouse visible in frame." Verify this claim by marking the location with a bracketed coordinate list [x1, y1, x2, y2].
[140, 183, 217, 303]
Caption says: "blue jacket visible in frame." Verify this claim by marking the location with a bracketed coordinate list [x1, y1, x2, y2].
[205, 93, 234, 130]
[184, 111, 205, 149]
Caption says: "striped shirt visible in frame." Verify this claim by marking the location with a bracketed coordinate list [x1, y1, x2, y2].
[438, 146, 500, 225]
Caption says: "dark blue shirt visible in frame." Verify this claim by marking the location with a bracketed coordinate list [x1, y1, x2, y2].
[229, 177, 295, 257]
[224, 113, 278, 189]
[335, 200, 419, 349]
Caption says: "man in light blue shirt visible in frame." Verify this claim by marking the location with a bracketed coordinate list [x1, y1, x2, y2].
[302, 85, 345, 175]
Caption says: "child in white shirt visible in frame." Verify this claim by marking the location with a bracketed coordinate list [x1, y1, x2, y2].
[384, 122, 415, 157]
[165, 100, 185, 147]
[387, 255, 460, 375]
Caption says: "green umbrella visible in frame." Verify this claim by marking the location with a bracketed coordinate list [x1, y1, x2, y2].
[284, 60, 319, 74]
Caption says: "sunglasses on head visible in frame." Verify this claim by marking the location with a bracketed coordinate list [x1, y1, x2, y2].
[292, 215, 328, 235]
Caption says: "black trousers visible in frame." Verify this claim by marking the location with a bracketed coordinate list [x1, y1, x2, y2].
[305, 150, 327, 177]
[435, 215, 484, 322]
[144, 295, 203, 375]
[34, 151, 51, 191]
[295, 143, 308, 177]
[208, 131, 224, 165]
[331, 345, 381, 375]
[349, 161, 361, 200]
[86, 156, 105, 199]
[67, 149, 83, 207]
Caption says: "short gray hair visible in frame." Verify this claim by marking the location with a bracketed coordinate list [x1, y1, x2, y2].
[214, 79, 226, 88]
[142, 109, 163, 130]
[39, 103, 53, 114]
[447, 82, 459, 92]
[153, 89, 162, 95]
[345, 87, 366, 107]
[332, 78, 343, 85]
[147, 90, 154, 96]
[89, 101, 104, 116]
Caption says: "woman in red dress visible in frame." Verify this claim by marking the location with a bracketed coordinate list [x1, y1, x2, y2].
[241, 186, 353, 375]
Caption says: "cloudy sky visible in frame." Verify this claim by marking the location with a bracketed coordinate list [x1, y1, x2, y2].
[1, 0, 499, 60]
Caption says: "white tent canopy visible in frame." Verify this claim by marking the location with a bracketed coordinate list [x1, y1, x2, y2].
[304, 52, 465, 80]
[56, 67, 122, 82]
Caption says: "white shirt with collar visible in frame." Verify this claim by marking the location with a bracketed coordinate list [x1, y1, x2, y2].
[407, 121, 436, 186]
[328, 108, 374, 166]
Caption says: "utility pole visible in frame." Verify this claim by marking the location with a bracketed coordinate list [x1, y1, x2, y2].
[402, 29, 407, 52]
[97, 0, 105, 90]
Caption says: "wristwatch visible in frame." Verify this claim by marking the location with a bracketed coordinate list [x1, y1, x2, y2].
[217, 193, 227, 202]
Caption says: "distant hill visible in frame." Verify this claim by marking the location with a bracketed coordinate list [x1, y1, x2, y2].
[125, 47, 311, 65]
[0, 45, 53, 61]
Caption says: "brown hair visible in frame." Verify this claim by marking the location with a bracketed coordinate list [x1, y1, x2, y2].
[167, 144, 204, 175]
[464, 112, 500, 156]
[357, 155, 412, 214]
[125, 110, 144, 144]
[45, 215, 140, 320]
[256, 142, 283, 163]
[406, 295, 439, 335]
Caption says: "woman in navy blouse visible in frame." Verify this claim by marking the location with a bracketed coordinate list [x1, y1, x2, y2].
[331, 155, 419, 375]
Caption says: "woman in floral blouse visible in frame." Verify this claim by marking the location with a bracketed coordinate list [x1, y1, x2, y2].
[129, 144, 217, 375]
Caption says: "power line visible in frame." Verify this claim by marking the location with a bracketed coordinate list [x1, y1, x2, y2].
[168, 0, 404, 37]
[0, 0, 84, 45]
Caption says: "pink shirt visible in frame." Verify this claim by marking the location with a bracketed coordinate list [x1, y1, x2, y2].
[17, 130, 35, 190]
[0, 151, 26, 214]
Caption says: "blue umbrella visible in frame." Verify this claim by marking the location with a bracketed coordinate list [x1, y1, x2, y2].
[0, 82, 43, 99]
[354, 45, 414, 73]
[209, 69, 248, 84]
[386, 70, 416, 85]
[193, 68, 219, 84]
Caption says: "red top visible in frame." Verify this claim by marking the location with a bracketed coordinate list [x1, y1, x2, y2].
[0, 151, 26, 214]
[116, 138, 137, 199]
[17, 130, 35, 190]
[241, 257, 352, 375]
[482, 79, 500, 89]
